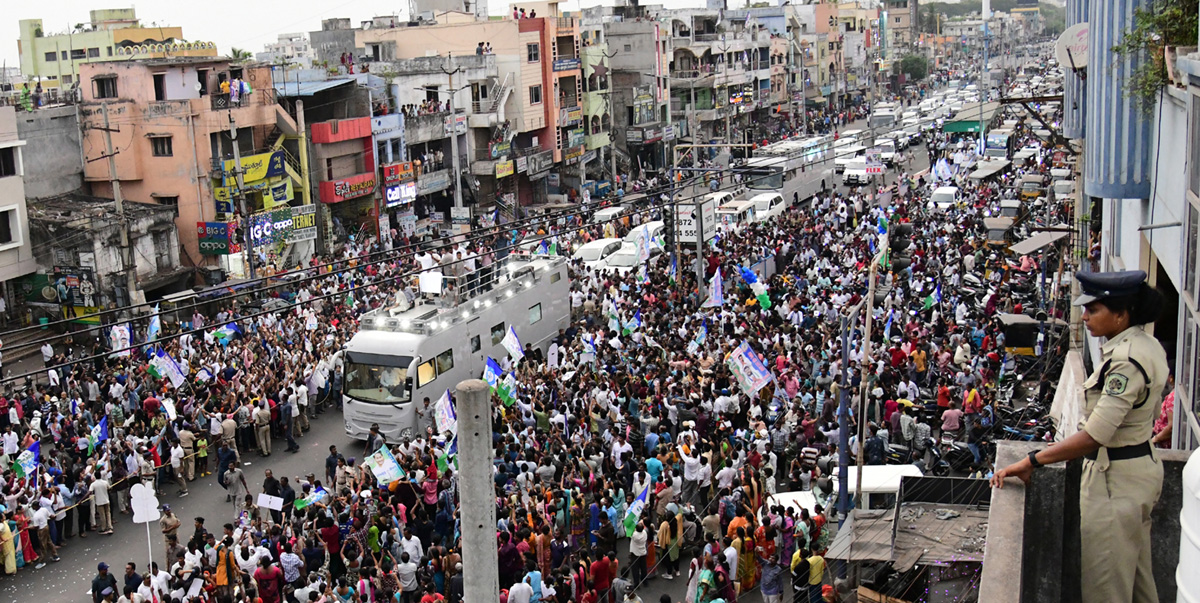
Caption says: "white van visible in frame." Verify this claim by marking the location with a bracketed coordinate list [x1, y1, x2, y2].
[834, 145, 866, 173]
[840, 129, 865, 145]
[705, 191, 736, 208]
[843, 158, 873, 186]
[769, 464, 925, 515]
[572, 238, 623, 269]
[749, 193, 788, 222]
[715, 200, 757, 232]
[930, 186, 960, 209]
[591, 206, 624, 225]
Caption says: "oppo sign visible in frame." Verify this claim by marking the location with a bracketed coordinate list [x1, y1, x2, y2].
[250, 209, 296, 247]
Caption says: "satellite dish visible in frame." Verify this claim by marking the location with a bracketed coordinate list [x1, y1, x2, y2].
[194, 82, 203, 92]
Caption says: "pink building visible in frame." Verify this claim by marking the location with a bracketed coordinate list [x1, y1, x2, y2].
[78, 57, 305, 278]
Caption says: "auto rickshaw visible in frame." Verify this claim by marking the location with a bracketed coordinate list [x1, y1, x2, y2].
[1019, 174, 1045, 202]
[999, 199, 1022, 218]
[983, 217, 1015, 248]
[998, 312, 1067, 357]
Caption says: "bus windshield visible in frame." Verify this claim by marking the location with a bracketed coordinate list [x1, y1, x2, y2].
[344, 352, 413, 404]
[745, 168, 783, 190]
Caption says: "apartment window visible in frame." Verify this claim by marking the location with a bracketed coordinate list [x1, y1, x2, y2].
[153, 73, 167, 101]
[527, 43, 540, 62]
[151, 136, 174, 157]
[44, 51, 57, 62]
[107, 46, 112, 57]
[155, 196, 178, 207]
[0, 147, 17, 178]
[895, 17, 902, 23]
[93, 76, 118, 99]
[61, 74, 72, 85]
[61, 51, 68, 60]
[70, 49, 86, 60]
[0, 208, 15, 246]
[529, 85, 542, 105]
[87, 47, 100, 58]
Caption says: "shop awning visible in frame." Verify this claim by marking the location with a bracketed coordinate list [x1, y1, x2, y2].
[274, 79, 355, 97]
[943, 101, 1001, 133]
[1009, 230, 1070, 255]
[825, 510, 893, 562]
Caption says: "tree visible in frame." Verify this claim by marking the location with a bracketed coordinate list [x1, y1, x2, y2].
[230, 47, 253, 61]
[899, 55, 929, 81]
[1111, 0, 1199, 114]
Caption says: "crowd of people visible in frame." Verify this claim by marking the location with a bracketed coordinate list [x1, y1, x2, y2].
[0, 80, 1092, 603]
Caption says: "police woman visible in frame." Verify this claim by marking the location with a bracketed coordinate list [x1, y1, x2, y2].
[992, 270, 1168, 603]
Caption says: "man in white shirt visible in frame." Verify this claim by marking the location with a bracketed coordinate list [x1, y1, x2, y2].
[41, 342, 54, 366]
[610, 434, 633, 470]
[31, 501, 59, 561]
[90, 476, 114, 534]
[169, 441, 188, 496]
[400, 528, 423, 562]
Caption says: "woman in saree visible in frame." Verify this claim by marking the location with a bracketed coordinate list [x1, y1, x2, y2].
[0, 513, 14, 575]
[735, 525, 758, 592]
[14, 510, 35, 567]
[693, 557, 717, 603]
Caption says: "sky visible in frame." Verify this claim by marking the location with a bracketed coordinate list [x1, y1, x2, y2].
[4, 0, 705, 70]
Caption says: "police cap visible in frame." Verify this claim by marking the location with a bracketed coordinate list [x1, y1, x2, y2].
[1073, 270, 1147, 306]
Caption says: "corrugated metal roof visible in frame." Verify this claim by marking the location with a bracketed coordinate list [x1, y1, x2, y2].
[273, 79, 355, 97]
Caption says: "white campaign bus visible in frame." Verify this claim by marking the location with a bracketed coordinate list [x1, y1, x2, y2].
[342, 255, 571, 440]
[740, 136, 833, 208]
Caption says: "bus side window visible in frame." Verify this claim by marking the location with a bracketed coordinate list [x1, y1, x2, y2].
[470, 335, 481, 353]
[417, 359, 437, 387]
[436, 349, 454, 373]
[491, 322, 506, 345]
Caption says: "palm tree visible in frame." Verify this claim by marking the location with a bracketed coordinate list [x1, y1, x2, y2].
[230, 47, 253, 61]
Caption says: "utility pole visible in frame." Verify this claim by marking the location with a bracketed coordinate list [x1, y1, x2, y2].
[100, 102, 140, 308]
[228, 113, 256, 279]
[837, 300, 864, 522]
[443, 55, 464, 209]
[456, 379, 499, 603]
[721, 39, 732, 145]
[855, 245, 885, 509]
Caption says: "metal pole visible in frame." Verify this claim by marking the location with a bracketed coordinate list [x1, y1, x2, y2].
[855, 250, 883, 509]
[228, 114, 256, 279]
[456, 379, 498, 603]
[979, 7, 990, 155]
[837, 301, 863, 522]
[446, 57, 464, 209]
[101, 102, 140, 306]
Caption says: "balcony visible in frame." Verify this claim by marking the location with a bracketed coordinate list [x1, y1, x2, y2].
[210, 93, 253, 110]
[404, 110, 454, 145]
[695, 33, 723, 42]
[553, 17, 576, 35]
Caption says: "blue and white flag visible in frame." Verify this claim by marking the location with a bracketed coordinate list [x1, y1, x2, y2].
[726, 341, 773, 395]
[687, 319, 708, 355]
[12, 441, 39, 479]
[622, 310, 642, 336]
[147, 305, 161, 343]
[149, 349, 187, 389]
[483, 357, 503, 389]
[433, 390, 457, 436]
[624, 484, 649, 536]
[214, 323, 242, 345]
[501, 326, 524, 362]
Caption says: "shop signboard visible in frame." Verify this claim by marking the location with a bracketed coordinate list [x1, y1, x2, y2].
[443, 113, 467, 136]
[430, 211, 445, 224]
[382, 162, 416, 185]
[553, 58, 581, 72]
[222, 150, 285, 186]
[496, 160, 515, 178]
[418, 170, 452, 194]
[320, 172, 376, 203]
[451, 207, 471, 226]
[627, 129, 643, 144]
[866, 148, 885, 174]
[215, 200, 234, 215]
[490, 141, 512, 159]
[385, 184, 404, 208]
[249, 207, 296, 248]
[197, 221, 235, 255]
[564, 145, 585, 163]
[547, 173, 560, 187]
[398, 212, 417, 237]
[268, 180, 294, 207]
[559, 107, 583, 127]
[289, 205, 317, 242]
[527, 150, 554, 175]
[663, 124, 676, 142]
[516, 156, 528, 173]
[582, 149, 597, 164]
[642, 128, 662, 144]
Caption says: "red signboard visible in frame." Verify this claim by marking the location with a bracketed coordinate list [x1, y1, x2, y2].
[382, 162, 416, 185]
[319, 172, 377, 203]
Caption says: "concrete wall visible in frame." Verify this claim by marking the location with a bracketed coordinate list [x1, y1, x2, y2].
[0, 108, 37, 284]
[16, 105, 84, 199]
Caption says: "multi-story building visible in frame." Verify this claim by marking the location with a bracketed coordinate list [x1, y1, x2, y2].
[326, 7, 581, 210]
[76, 57, 310, 281]
[256, 33, 316, 67]
[0, 107, 37, 308]
[667, 10, 776, 144]
[885, 0, 918, 50]
[17, 9, 216, 94]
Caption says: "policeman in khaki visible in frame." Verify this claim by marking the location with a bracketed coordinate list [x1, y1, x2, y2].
[993, 270, 1169, 603]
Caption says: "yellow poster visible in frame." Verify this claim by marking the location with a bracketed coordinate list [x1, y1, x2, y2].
[222, 150, 286, 185]
[264, 179, 294, 209]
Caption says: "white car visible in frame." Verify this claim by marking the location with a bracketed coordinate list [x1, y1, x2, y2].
[843, 158, 874, 186]
[622, 221, 666, 247]
[572, 238, 623, 270]
[601, 242, 663, 275]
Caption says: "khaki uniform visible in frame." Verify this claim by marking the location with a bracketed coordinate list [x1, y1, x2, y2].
[177, 429, 195, 481]
[1079, 326, 1168, 603]
[254, 406, 271, 455]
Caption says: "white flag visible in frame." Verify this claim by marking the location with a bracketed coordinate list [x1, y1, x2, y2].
[501, 326, 524, 362]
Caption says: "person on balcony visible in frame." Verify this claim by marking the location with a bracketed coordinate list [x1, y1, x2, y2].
[992, 269, 1168, 603]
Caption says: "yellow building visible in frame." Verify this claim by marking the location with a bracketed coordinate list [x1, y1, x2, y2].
[18, 8, 216, 93]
